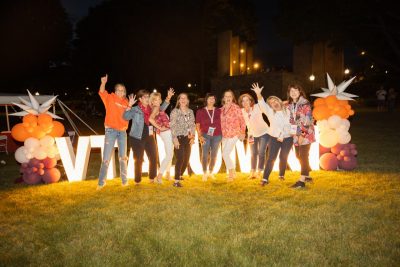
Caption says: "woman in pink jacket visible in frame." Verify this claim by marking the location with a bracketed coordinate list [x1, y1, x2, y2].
[220, 90, 246, 181]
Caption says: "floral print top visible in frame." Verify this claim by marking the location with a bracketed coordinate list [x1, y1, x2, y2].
[288, 96, 315, 146]
[220, 103, 246, 138]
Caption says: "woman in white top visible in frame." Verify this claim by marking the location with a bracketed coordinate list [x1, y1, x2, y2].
[251, 83, 293, 186]
[239, 93, 270, 179]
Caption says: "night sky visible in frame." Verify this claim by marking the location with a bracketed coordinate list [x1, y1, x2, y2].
[61, 0, 292, 68]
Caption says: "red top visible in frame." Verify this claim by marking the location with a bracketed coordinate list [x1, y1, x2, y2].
[155, 111, 170, 134]
[99, 91, 129, 131]
[196, 107, 222, 136]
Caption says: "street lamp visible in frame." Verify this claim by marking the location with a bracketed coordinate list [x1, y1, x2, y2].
[309, 74, 315, 81]
[344, 69, 350, 75]
[240, 49, 245, 54]
[35, 92, 40, 96]
[253, 63, 259, 70]
[153, 89, 157, 93]
[361, 51, 366, 56]
[187, 83, 192, 88]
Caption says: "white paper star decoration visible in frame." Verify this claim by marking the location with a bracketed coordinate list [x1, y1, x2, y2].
[10, 90, 62, 119]
[311, 73, 359, 101]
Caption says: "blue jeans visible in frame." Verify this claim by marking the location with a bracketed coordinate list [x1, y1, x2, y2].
[263, 136, 293, 181]
[98, 128, 128, 186]
[201, 134, 222, 172]
[250, 133, 270, 171]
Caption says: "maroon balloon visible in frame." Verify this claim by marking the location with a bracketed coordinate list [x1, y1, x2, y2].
[340, 149, 350, 157]
[320, 153, 338, 170]
[351, 149, 358, 156]
[23, 172, 42, 185]
[331, 143, 344, 155]
[42, 168, 61, 184]
[350, 143, 357, 150]
[339, 156, 357, 170]
[319, 144, 331, 155]
[43, 157, 57, 169]
[29, 158, 41, 168]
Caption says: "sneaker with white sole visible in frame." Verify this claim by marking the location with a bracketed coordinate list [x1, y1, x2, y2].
[290, 181, 305, 188]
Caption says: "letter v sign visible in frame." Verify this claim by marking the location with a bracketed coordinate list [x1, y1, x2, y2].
[55, 137, 91, 182]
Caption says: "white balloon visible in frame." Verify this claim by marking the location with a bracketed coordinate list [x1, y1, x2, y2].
[33, 147, 47, 160]
[328, 115, 342, 129]
[317, 120, 329, 131]
[39, 135, 55, 147]
[15, 147, 29, 163]
[24, 137, 40, 151]
[320, 129, 338, 148]
[338, 132, 351, 144]
[341, 119, 350, 131]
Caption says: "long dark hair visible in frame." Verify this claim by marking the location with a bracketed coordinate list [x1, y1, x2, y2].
[287, 83, 308, 104]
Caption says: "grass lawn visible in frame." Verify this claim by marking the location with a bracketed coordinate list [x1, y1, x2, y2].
[0, 108, 399, 266]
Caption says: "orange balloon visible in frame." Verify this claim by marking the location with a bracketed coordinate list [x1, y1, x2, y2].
[349, 109, 355, 116]
[345, 104, 351, 110]
[49, 121, 65, 137]
[11, 123, 30, 142]
[338, 100, 349, 106]
[31, 126, 46, 139]
[40, 122, 54, 134]
[23, 114, 38, 124]
[335, 106, 348, 118]
[313, 98, 326, 107]
[313, 105, 331, 120]
[38, 113, 53, 126]
[325, 95, 338, 106]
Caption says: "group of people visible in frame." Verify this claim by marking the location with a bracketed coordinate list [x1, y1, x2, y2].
[97, 74, 315, 189]
[376, 86, 397, 112]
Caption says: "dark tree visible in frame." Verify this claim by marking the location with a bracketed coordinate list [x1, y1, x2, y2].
[275, 0, 400, 72]
[0, 0, 72, 92]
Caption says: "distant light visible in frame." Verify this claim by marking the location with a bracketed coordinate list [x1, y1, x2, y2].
[35, 92, 40, 96]
[253, 63, 259, 69]
[86, 87, 89, 90]
[370, 64, 374, 69]
[240, 49, 245, 53]
[247, 67, 250, 70]
[344, 68, 350, 75]
[65, 93, 68, 96]
[309, 74, 315, 81]
[385, 70, 388, 74]
[194, 84, 197, 87]
[361, 51, 366, 56]
[240, 63, 244, 68]
[187, 83, 192, 88]
[233, 60, 237, 64]
[153, 89, 157, 93]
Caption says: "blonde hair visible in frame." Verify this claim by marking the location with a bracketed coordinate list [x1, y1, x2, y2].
[267, 96, 286, 114]
[149, 92, 161, 106]
[238, 93, 255, 108]
[175, 93, 189, 109]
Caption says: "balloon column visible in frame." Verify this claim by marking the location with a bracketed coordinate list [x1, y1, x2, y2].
[311, 74, 358, 171]
[10, 91, 65, 184]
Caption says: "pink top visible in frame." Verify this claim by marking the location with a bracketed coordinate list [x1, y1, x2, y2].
[155, 111, 170, 134]
[220, 103, 246, 138]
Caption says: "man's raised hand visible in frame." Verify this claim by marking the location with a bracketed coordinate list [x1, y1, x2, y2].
[101, 74, 108, 84]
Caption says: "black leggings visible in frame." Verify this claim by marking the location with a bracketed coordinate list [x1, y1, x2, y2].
[129, 135, 157, 182]
[174, 135, 191, 181]
[295, 144, 311, 176]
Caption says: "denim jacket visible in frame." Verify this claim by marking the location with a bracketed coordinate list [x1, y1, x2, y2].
[123, 101, 169, 139]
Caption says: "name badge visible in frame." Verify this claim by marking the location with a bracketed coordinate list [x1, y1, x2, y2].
[207, 127, 216, 136]
[290, 125, 297, 135]
[149, 125, 154, 136]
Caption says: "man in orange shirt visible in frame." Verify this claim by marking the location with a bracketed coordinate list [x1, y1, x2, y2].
[97, 74, 136, 189]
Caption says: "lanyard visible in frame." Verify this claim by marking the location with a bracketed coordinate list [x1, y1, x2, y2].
[291, 102, 298, 121]
[205, 107, 215, 124]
